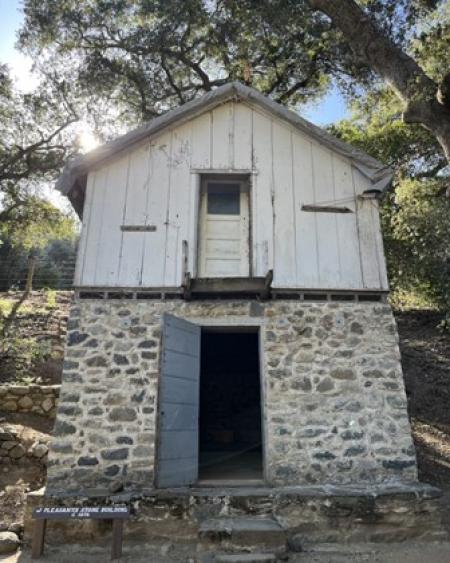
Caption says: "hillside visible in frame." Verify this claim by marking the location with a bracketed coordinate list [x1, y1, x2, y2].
[0, 292, 71, 385]
[398, 311, 450, 488]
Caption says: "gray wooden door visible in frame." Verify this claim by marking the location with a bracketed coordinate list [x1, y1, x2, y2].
[157, 313, 201, 487]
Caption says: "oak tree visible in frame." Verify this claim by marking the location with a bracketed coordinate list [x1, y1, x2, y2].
[19, 1, 450, 163]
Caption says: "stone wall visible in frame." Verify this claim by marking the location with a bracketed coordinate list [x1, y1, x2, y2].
[0, 385, 59, 418]
[0, 422, 49, 466]
[47, 299, 417, 493]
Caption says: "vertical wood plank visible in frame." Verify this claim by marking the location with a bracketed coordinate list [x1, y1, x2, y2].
[187, 173, 200, 276]
[251, 110, 274, 276]
[292, 133, 319, 287]
[332, 154, 363, 288]
[188, 112, 211, 276]
[74, 172, 95, 286]
[211, 103, 233, 168]
[81, 165, 109, 285]
[353, 167, 382, 289]
[239, 186, 251, 276]
[165, 123, 192, 286]
[31, 519, 46, 559]
[272, 121, 296, 286]
[312, 143, 340, 288]
[141, 132, 172, 286]
[117, 144, 152, 286]
[370, 199, 389, 290]
[190, 111, 211, 169]
[233, 102, 253, 169]
[94, 154, 130, 286]
[111, 519, 123, 560]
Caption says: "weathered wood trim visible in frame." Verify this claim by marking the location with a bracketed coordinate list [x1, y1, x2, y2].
[359, 190, 383, 200]
[182, 239, 192, 300]
[191, 277, 266, 293]
[74, 286, 388, 303]
[190, 168, 258, 175]
[301, 204, 354, 214]
[120, 225, 157, 232]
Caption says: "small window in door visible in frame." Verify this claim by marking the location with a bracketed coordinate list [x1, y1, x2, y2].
[198, 177, 250, 278]
[207, 184, 240, 215]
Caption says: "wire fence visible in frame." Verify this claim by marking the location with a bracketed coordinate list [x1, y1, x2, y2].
[0, 258, 76, 291]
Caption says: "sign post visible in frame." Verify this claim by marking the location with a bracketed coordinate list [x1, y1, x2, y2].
[31, 506, 130, 560]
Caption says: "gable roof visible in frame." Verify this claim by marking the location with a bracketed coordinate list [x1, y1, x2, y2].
[57, 82, 393, 216]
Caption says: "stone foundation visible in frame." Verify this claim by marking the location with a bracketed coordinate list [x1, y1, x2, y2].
[0, 385, 60, 418]
[25, 484, 446, 546]
[47, 299, 417, 492]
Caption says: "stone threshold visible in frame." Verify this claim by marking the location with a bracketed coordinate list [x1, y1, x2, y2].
[29, 481, 441, 503]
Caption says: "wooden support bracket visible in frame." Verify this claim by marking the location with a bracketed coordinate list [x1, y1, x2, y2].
[261, 269, 273, 300]
[183, 271, 192, 301]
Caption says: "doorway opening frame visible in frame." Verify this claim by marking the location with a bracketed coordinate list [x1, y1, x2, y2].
[154, 315, 268, 488]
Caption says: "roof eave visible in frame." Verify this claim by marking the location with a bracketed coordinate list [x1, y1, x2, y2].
[58, 81, 393, 207]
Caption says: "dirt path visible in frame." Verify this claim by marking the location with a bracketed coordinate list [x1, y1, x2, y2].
[2, 542, 450, 563]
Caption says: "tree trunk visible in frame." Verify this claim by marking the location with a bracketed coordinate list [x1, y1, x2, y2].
[25, 254, 37, 294]
[1, 253, 36, 337]
[308, 0, 450, 163]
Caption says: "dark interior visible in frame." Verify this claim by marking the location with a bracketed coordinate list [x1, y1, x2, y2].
[199, 329, 263, 482]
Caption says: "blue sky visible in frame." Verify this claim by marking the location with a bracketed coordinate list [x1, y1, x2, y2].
[302, 86, 348, 125]
[0, 0, 38, 90]
[0, 0, 22, 55]
[0, 0, 348, 126]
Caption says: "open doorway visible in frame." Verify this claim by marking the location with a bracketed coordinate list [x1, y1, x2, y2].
[199, 328, 263, 483]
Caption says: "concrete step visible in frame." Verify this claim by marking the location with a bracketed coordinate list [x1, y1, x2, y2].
[199, 517, 286, 552]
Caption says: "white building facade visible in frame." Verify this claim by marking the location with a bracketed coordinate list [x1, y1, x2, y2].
[47, 83, 417, 493]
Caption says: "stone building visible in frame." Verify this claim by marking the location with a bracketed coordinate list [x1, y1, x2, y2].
[50, 82, 418, 494]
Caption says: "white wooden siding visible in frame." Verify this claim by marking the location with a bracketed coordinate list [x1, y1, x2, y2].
[78, 101, 388, 290]
[117, 146, 151, 286]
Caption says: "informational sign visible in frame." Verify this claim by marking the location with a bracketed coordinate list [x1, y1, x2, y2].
[33, 506, 130, 520]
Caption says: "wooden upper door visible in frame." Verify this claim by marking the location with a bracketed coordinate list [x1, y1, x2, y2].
[198, 178, 250, 277]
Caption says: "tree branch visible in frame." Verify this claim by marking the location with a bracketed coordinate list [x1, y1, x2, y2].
[307, 0, 450, 162]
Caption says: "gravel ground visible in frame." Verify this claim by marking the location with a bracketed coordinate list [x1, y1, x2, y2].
[2, 543, 450, 563]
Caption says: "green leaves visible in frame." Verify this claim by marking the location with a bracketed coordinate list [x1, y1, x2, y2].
[0, 197, 76, 253]
[332, 84, 449, 311]
[383, 179, 450, 310]
[18, 0, 336, 125]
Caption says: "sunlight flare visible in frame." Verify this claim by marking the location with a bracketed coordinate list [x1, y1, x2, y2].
[76, 127, 100, 153]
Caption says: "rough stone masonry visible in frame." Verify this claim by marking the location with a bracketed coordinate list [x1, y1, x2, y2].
[46, 299, 417, 493]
